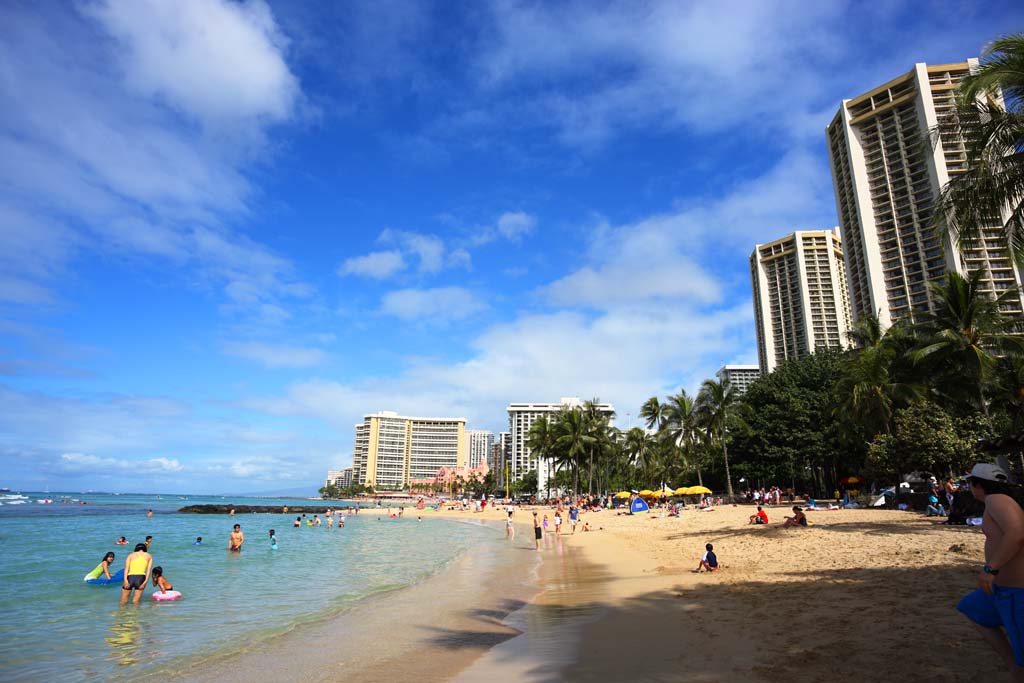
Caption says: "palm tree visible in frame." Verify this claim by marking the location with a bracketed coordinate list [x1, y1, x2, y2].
[913, 269, 1024, 424]
[623, 427, 654, 488]
[662, 390, 704, 487]
[583, 398, 612, 494]
[527, 416, 556, 499]
[555, 408, 595, 495]
[696, 379, 737, 496]
[934, 34, 1024, 264]
[639, 396, 667, 431]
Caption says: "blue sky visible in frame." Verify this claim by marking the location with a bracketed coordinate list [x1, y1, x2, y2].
[2, 1, 1022, 494]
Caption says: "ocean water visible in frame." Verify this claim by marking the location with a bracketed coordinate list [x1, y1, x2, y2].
[0, 492, 498, 683]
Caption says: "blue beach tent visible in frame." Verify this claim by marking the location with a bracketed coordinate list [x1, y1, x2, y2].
[630, 497, 650, 514]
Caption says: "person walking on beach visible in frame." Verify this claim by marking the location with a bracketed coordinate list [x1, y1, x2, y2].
[957, 463, 1024, 680]
[533, 512, 542, 550]
[569, 504, 579, 534]
[506, 515, 515, 541]
[120, 543, 152, 605]
[229, 524, 244, 552]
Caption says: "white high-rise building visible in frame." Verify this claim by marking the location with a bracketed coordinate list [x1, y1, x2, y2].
[716, 365, 761, 396]
[467, 429, 494, 468]
[507, 398, 615, 493]
[827, 60, 1024, 328]
[351, 411, 467, 489]
[750, 229, 854, 372]
[325, 467, 353, 489]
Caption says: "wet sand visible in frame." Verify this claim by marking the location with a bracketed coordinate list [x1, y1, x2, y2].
[133, 518, 541, 683]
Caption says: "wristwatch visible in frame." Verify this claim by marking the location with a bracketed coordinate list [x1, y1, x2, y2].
[984, 564, 1000, 575]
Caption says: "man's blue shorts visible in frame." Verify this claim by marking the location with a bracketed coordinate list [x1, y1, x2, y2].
[958, 586, 1024, 664]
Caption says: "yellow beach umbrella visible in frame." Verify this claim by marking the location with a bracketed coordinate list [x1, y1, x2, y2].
[638, 489, 655, 497]
[674, 487, 690, 495]
[689, 486, 712, 495]
[614, 491, 632, 498]
[652, 491, 667, 498]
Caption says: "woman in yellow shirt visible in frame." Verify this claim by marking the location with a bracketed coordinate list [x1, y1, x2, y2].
[120, 543, 152, 605]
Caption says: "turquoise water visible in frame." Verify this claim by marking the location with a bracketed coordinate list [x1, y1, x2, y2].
[0, 492, 493, 683]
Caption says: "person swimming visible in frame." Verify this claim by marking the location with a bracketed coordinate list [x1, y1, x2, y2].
[85, 552, 115, 580]
[151, 566, 172, 594]
[269, 529, 278, 550]
[294, 516, 301, 528]
[193, 536, 202, 546]
[115, 536, 128, 545]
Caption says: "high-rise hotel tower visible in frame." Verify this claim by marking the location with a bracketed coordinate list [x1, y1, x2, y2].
[827, 60, 1024, 328]
[750, 229, 854, 372]
[351, 411, 467, 489]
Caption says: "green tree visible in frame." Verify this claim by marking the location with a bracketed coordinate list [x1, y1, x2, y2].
[865, 400, 976, 480]
[527, 416, 557, 499]
[696, 378, 736, 496]
[556, 408, 596, 495]
[662, 390, 704, 487]
[934, 34, 1024, 264]
[913, 269, 1023, 424]
[730, 351, 848, 495]
[640, 396, 666, 430]
[623, 427, 655, 487]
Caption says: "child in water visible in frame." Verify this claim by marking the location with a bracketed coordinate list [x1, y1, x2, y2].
[269, 529, 278, 550]
[151, 566, 173, 594]
[85, 552, 115, 580]
[115, 536, 128, 545]
[294, 516, 301, 527]
[193, 536, 202, 546]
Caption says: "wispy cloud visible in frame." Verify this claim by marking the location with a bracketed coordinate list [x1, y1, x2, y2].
[338, 250, 406, 279]
[60, 452, 183, 474]
[223, 341, 327, 368]
[0, 1, 309, 320]
[379, 286, 486, 320]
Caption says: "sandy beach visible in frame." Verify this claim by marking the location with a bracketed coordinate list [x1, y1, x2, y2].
[438, 501, 1003, 682]
[135, 502, 1004, 682]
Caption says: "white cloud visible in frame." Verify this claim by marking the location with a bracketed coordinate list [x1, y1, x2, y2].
[84, 0, 300, 125]
[497, 211, 537, 240]
[223, 341, 327, 368]
[60, 452, 183, 474]
[379, 229, 445, 273]
[338, 250, 406, 279]
[0, 3, 308, 320]
[379, 287, 486, 320]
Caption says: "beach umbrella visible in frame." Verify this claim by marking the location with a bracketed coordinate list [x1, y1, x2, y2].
[638, 489, 655, 497]
[689, 486, 712, 495]
[652, 491, 668, 498]
[674, 487, 690, 495]
[614, 491, 632, 498]
[840, 476, 864, 485]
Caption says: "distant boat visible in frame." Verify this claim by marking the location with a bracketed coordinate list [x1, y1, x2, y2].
[0, 487, 10, 493]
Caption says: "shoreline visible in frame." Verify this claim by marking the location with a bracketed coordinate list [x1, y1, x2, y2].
[134, 516, 543, 683]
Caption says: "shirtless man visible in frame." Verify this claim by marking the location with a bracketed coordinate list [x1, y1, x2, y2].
[229, 523, 244, 552]
[957, 463, 1024, 680]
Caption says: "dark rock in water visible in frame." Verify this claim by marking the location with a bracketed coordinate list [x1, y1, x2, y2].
[178, 504, 351, 514]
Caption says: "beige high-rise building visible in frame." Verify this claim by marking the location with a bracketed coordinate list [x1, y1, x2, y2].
[750, 229, 854, 372]
[351, 411, 467, 489]
[827, 60, 1024, 328]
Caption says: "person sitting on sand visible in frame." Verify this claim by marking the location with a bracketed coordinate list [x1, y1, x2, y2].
[695, 543, 719, 572]
[782, 506, 807, 528]
[927, 495, 948, 517]
[748, 505, 768, 525]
